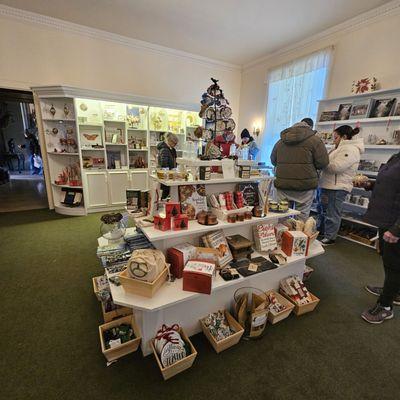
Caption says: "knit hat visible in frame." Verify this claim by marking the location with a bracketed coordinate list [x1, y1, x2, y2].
[240, 129, 251, 139]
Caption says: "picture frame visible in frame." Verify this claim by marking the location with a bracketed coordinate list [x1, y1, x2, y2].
[369, 98, 396, 118]
[337, 103, 352, 120]
[319, 111, 339, 122]
[349, 99, 373, 119]
[392, 101, 400, 117]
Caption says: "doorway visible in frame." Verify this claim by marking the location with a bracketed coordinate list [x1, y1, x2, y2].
[0, 88, 48, 212]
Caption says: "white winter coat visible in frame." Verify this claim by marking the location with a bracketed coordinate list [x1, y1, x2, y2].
[319, 138, 364, 192]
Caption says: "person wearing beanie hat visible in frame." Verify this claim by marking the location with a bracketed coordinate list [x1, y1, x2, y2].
[240, 129, 259, 160]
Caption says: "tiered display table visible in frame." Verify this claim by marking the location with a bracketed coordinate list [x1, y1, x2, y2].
[108, 206, 324, 356]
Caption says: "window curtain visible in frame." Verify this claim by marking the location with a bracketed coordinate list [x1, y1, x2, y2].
[261, 47, 333, 164]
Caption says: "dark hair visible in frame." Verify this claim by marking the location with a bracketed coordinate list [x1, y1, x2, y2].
[301, 118, 314, 128]
[334, 125, 360, 139]
[241, 128, 253, 142]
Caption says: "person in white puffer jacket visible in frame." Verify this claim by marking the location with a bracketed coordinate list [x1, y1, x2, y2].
[317, 125, 364, 245]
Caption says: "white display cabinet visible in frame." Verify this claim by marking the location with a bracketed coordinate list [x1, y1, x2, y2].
[316, 87, 400, 248]
[32, 85, 199, 215]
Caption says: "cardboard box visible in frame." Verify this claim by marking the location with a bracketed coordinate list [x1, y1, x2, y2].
[165, 202, 181, 218]
[172, 214, 189, 230]
[99, 314, 141, 362]
[281, 230, 310, 257]
[151, 327, 197, 380]
[167, 245, 219, 279]
[200, 311, 244, 353]
[274, 223, 289, 245]
[154, 215, 171, 231]
[183, 260, 215, 294]
[101, 301, 132, 323]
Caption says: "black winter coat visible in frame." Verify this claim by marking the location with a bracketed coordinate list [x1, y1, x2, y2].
[157, 141, 177, 169]
[364, 152, 400, 236]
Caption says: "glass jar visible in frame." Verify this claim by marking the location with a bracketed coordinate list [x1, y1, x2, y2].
[100, 213, 126, 241]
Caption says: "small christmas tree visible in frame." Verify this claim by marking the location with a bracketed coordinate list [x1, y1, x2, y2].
[198, 78, 236, 146]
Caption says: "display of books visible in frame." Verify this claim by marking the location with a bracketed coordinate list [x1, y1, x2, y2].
[202, 230, 233, 267]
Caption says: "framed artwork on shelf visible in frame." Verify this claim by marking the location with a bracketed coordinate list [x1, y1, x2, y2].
[319, 111, 339, 122]
[369, 98, 396, 118]
[349, 99, 373, 120]
[337, 103, 352, 120]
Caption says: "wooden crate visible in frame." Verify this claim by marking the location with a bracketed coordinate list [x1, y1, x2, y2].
[118, 267, 168, 298]
[151, 328, 197, 380]
[265, 290, 295, 324]
[99, 314, 141, 362]
[101, 301, 132, 323]
[92, 275, 105, 301]
[279, 289, 320, 316]
[200, 311, 244, 353]
[348, 232, 375, 246]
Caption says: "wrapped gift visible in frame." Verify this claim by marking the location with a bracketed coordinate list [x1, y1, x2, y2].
[154, 215, 171, 231]
[172, 214, 189, 230]
[183, 260, 215, 294]
[281, 231, 309, 257]
[234, 191, 244, 208]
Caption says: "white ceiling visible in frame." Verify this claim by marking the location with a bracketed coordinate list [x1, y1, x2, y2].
[1, 0, 393, 65]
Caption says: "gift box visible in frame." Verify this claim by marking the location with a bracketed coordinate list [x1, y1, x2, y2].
[167, 243, 197, 279]
[172, 214, 189, 230]
[154, 215, 171, 231]
[165, 202, 181, 218]
[239, 166, 251, 179]
[274, 223, 289, 245]
[183, 260, 215, 294]
[281, 231, 310, 257]
[199, 166, 211, 180]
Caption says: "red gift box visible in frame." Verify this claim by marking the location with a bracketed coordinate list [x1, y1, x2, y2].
[154, 215, 171, 231]
[166, 243, 197, 279]
[172, 214, 189, 231]
[165, 202, 181, 218]
[281, 231, 310, 257]
[183, 260, 215, 295]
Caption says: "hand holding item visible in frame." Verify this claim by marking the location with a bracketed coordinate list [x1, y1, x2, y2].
[383, 231, 399, 244]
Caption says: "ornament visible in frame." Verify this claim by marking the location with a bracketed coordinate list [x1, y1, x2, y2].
[52, 127, 58, 135]
[63, 104, 70, 118]
[79, 103, 88, 112]
[49, 104, 56, 116]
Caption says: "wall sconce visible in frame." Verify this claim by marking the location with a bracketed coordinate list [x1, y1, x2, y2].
[253, 122, 261, 137]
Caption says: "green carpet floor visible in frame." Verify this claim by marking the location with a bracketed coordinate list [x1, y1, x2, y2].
[1, 209, 400, 400]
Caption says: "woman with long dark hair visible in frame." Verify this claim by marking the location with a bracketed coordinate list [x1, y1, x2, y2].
[317, 125, 364, 245]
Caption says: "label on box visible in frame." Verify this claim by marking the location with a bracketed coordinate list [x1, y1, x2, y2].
[184, 260, 215, 276]
[109, 338, 122, 348]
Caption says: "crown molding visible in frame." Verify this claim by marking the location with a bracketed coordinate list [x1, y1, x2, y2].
[30, 85, 199, 111]
[0, 4, 241, 73]
[243, 0, 400, 71]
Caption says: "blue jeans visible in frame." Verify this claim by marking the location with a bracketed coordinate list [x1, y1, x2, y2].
[317, 188, 348, 240]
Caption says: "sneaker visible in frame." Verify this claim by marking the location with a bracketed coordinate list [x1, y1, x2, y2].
[321, 238, 335, 246]
[361, 304, 394, 324]
[364, 286, 400, 305]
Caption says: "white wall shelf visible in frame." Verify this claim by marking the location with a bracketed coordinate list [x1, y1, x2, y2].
[47, 152, 79, 156]
[317, 116, 400, 126]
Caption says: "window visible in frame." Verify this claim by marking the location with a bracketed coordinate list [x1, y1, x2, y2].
[261, 47, 333, 163]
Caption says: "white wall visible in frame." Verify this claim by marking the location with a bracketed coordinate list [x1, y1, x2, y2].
[0, 16, 241, 117]
[238, 12, 400, 150]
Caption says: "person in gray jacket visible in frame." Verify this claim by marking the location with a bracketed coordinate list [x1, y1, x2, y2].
[271, 118, 329, 219]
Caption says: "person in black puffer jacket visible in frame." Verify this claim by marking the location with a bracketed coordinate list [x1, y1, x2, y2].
[357, 152, 400, 324]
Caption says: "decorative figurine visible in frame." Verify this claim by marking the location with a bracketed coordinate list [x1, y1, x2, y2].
[49, 104, 56, 117]
[64, 104, 70, 118]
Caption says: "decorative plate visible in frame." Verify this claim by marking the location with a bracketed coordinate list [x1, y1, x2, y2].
[205, 107, 216, 122]
[216, 120, 226, 132]
[220, 106, 232, 119]
[225, 118, 236, 131]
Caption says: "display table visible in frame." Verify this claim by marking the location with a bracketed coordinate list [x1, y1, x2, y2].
[107, 207, 324, 356]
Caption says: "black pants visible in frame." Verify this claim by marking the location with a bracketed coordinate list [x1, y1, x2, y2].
[378, 229, 400, 307]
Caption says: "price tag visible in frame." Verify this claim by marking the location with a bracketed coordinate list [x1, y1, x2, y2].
[248, 263, 258, 272]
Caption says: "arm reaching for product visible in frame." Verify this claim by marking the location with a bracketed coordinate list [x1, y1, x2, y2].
[383, 230, 400, 243]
